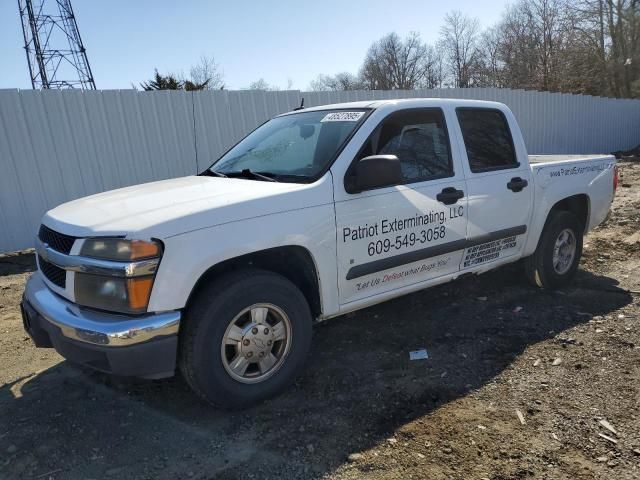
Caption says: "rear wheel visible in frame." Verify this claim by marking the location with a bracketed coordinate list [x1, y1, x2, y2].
[524, 211, 583, 289]
[179, 269, 313, 409]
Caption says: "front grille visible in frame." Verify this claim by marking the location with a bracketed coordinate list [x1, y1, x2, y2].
[38, 224, 76, 254]
[39, 257, 66, 288]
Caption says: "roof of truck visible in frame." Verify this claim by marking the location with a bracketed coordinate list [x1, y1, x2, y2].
[278, 98, 508, 116]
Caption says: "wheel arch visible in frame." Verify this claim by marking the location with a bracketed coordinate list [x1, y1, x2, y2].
[524, 193, 591, 257]
[548, 193, 590, 233]
[185, 245, 323, 319]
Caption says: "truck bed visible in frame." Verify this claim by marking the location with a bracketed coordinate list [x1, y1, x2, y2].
[527, 153, 616, 235]
[528, 154, 612, 164]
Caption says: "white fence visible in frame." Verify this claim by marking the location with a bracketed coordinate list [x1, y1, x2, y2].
[1, 87, 639, 253]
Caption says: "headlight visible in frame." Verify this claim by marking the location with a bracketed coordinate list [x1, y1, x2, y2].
[80, 238, 161, 261]
[75, 239, 162, 314]
[75, 274, 155, 314]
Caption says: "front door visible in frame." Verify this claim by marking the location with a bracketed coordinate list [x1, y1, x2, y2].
[334, 107, 469, 306]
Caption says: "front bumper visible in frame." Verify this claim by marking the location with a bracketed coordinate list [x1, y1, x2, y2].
[22, 274, 181, 379]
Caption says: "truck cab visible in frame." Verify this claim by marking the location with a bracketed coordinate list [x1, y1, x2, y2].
[22, 99, 617, 408]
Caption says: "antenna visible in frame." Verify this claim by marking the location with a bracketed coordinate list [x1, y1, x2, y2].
[18, 0, 96, 89]
[293, 97, 305, 111]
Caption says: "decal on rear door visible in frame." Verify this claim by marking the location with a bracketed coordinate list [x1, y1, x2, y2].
[462, 236, 517, 267]
[459, 225, 527, 269]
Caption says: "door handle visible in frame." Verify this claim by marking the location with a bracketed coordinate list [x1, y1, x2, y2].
[436, 187, 464, 205]
[507, 177, 528, 192]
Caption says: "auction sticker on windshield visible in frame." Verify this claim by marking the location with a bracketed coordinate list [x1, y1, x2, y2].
[321, 111, 365, 122]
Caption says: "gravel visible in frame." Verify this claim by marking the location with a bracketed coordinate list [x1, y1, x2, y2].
[0, 160, 638, 479]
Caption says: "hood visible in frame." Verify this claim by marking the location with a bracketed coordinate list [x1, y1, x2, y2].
[43, 175, 331, 239]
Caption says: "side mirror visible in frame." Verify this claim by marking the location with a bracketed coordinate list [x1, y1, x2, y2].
[350, 155, 402, 193]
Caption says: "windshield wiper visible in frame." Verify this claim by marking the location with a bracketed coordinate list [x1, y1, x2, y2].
[200, 169, 227, 178]
[225, 169, 278, 182]
[246, 169, 277, 182]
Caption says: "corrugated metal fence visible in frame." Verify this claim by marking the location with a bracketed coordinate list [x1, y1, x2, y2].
[1, 87, 639, 253]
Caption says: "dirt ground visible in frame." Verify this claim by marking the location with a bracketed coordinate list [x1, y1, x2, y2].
[0, 161, 639, 480]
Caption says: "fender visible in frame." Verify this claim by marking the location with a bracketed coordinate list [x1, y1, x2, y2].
[148, 203, 339, 315]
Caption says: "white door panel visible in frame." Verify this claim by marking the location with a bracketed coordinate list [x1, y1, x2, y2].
[335, 179, 467, 304]
[331, 106, 470, 306]
[461, 168, 532, 269]
[453, 107, 534, 269]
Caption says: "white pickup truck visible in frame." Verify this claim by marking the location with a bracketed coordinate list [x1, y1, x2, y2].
[22, 99, 618, 408]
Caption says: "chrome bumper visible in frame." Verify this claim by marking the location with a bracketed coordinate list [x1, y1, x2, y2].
[35, 236, 159, 278]
[24, 273, 180, 347]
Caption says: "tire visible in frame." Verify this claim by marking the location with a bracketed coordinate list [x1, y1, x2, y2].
[179, 269, 313, 409]
[524, 210, 584, 289]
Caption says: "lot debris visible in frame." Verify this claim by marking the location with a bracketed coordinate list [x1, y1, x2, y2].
[347, 453, 364, 463]
[552, 357, 562, 366]
[35, 469, 63, 479]
[599, 433, 618, 445]
[599, 419, 618, 435]
[515, 409, 526, 425]
[409, 348, 429, 360]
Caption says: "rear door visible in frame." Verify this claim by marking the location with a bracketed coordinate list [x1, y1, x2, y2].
[454, 107, 533, 269]
[333, 107, 468, 306]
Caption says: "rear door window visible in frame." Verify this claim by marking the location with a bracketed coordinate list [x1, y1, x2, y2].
[456, 108, 518, 172]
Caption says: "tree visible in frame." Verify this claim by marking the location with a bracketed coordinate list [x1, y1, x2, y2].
[420, 44, 445, 89]
[245, 78, 279, 90]
[570, 0, 640, 98]
[140, 61, 220, 92]
[140, 2, 640, 98]
[482, 0, 639, 97]
[360, 32, 435, 90]
[189, 55, 225, 90]
[477, 26, 504, 87]
[488, 0, 568, 91]
[495, 3, 539, 89]
[140, 70, 183, 90]
[140, 70, 210, 91]
[183, 79, 211, 91]
[308, 72, 365, 91]
[440, 11, 482, 87]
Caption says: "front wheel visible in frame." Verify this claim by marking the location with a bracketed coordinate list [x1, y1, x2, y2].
[179, 269, 313, 409]
[524, 211, 584, 289]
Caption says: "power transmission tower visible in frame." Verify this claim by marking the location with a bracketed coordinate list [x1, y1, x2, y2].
[18, 0, 96, 90]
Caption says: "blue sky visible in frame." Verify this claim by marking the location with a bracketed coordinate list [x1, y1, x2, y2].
[1, 0, 510, 91]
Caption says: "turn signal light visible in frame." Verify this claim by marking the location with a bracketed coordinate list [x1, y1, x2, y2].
[126, 276, 155, 310]
[130, 240, 161, 260]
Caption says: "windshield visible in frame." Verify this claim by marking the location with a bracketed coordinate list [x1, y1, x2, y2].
[210, 109, 369, 181]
